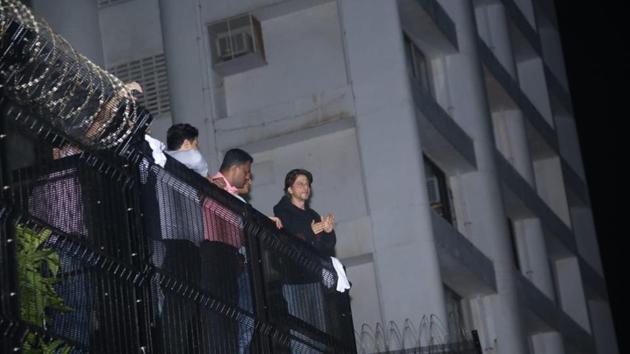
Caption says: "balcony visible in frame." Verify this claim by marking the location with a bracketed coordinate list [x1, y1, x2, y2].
[500, 0, 542, 58]
[515, 271, 595, 354]
[495, 151, 576, 258]
[398, 0, 459, 57]
[544, 64, 573, 116]
[0, 20, 355, 353]
[0, 139, 357, 353]
[411, 82, 477, 174]
[478, 38, 559, 160]
[431, 210, 497, 297]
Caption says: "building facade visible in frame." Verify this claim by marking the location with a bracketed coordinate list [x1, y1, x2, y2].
[28, 0, 618, 353]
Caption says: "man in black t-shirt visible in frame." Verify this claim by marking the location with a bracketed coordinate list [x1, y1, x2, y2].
[273, 169, 336, 351]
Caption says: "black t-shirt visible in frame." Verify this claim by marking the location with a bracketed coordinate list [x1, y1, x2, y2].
[273, 196, 336, 258]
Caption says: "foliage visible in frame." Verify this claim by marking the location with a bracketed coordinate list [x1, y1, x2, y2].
[16, 224, 73, 353]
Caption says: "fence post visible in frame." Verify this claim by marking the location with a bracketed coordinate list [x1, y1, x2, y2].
[243, 205, 275, 352]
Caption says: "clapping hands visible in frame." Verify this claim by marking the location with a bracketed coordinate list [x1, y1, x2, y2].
[311, 213, 335, 235]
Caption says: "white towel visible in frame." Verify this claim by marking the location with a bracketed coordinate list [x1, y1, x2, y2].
[144, 134, 166, 167]
[331, 257, 351, 293]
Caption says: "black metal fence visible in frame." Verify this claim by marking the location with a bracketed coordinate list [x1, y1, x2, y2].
[1, 15, 356, 354]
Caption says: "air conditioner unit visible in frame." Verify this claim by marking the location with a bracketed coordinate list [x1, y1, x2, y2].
[216, 29, 254, 61]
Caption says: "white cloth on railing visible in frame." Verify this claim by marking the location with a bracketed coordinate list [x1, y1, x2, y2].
[145, 134, 166, 167]
[331, 257, 351, 293]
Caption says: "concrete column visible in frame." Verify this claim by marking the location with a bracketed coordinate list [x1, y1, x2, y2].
[158, 0, 219, 170]
[32, 0, 104, 65]
[338, 0, 447, 327]
[437, 0, 528, 352]
[466, 3, 564, 353]
[531, 332, 565, 354]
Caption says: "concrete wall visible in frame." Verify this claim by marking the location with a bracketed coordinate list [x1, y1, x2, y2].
[214, 2, 353, 150]
[224, 2, 347, 116]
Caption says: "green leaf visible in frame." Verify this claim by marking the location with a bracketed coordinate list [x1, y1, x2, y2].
[16, 224, 75, 334]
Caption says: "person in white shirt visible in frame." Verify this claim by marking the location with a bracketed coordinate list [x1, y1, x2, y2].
[164, 123, 209, 178]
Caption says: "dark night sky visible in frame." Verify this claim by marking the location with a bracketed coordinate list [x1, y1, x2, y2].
[555, 1, 625, 351]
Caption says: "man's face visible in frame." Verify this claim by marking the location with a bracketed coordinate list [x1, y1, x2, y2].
[288, 174, 311, 202]
[232, 161, 252, 189]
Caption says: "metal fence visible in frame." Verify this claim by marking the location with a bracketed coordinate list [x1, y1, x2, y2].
[1, 14, 356, 353]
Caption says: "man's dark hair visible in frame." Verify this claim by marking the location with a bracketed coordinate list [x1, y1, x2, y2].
[166, 123, 199, 150]
[219, 148, 253, 172]
[284, 168, 313, 194]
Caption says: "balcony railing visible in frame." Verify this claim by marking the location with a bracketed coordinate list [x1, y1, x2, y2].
[0, 141, 356, 353]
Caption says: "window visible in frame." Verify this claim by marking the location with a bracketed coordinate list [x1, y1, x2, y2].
[423, 155, 455, 224]
[208, 14, 266, 76]
[404, 34, 434, 97]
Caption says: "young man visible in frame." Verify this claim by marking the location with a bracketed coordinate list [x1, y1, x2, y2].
[165, 123, 209, 178]
[271, 169, 337, 351]
[273, 168, 336, 257]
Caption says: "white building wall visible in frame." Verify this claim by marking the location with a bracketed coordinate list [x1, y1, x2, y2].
[224, 3, 347, 116]
[338, 0, 448, 327]
[32, 0, 104, 65]
[214, 2, 354, 150]
[99, 0, 164, 65]
[438, 0, 529, 352]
